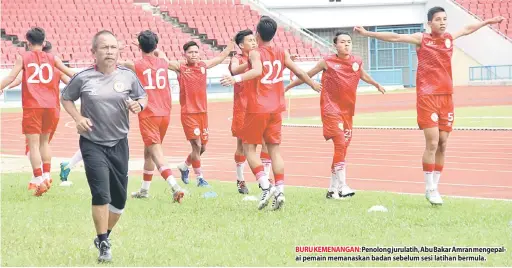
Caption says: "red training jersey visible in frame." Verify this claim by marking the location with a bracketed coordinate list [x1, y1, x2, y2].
[178, 61, 208, 114]
[320, 54, 363, 116]
[229, 54, 248, 113]
[21, 51, 58, 108]
[416, 33, 454, 96]
[245, 46, 286, 114]
[134, 56, 172, 119]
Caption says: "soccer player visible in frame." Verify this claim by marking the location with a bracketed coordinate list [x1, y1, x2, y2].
[0, 27, 75, 196]
[285, 31, 386, 199]
[229, 29, 273, 194]
[154, 40, 234, 187]
[8, 41, 73, 187]
[221, 16, 321, 210]
[354, 7, 504, 205]
[117, 30, 185, 202]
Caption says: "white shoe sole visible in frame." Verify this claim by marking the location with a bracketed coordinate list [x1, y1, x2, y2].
[258, 187, 276, 210]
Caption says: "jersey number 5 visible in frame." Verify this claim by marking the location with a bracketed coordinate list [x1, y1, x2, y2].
[143, 68, 167, 89]
[261, 60, 284, 84]
[27, 63, 54, 84]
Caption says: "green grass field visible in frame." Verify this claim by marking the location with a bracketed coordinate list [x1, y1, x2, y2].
[2, 173, 512, 266]
[283, 106, 512, 128]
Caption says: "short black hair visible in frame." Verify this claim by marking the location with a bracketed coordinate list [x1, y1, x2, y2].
[42, 41, 52, 52]
[138, 30, 159, 53]
[26, 27, 45, 46]
[256, 16, 277, 42]
[235, 29, 254, 46]
[427, 6, 445, 21]
[333, 31, 352, 44]
[183, 41, 199, 52]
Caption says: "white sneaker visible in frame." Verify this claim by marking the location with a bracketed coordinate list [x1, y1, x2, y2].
[425, 189, 443, 205]
[131, 189, 149, 198]
[258, 186, 276, 210]
[339, 185, 355, 198]
[271, 192, 285, 210]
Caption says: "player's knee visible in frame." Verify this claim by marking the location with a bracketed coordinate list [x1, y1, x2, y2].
[200, 144, 206, 154]
[437, 139, 448, 153]
[143, 149, 152, 161]
[425, 140, 439, 152]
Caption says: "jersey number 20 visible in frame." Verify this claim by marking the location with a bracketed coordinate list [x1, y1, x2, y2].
[261, 60, 284, 84]
[143, 68, 167, 89]
[27, 63, 54, 84]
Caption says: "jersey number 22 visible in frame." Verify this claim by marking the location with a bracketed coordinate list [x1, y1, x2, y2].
[261, 60, 284, 84]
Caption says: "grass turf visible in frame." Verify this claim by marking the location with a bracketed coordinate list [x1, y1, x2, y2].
[283, 106, 512, 128]
[2, 172, 512, 267]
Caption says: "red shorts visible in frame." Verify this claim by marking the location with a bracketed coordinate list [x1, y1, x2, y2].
[139, 116, 170, 146]
[322, 113, 353, 146]
[231, 111, 246, 138]
[22, 108, 60, 135]
[242, 113, 282, 145]
[417, 95, 454, 132]
[181, 112, 209, 144]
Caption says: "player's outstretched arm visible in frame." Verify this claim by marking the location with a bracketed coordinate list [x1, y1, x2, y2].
[285, 59, 326, 92]
[229, 56, 249, 75]
[204, 41, 235, 69]
[0, 55, 23, 92]
[54, 56, 76, 78]
[60, 73, 71, 85]
[153, 49, 181, 73]
[118, 59, 135, 72]
[220, 50, 263, 86]
[284, 50, 322, 92]
[354, 26, 422, 46]
[7, 72, 23, 89]
[360, 69, 386, 94]
[452, 16, 505, 40]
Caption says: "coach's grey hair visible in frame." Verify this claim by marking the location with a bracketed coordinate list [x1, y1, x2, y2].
[91, 30, 116, 50]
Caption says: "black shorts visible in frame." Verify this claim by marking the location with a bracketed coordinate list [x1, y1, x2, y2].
[79, 136, 129, 211]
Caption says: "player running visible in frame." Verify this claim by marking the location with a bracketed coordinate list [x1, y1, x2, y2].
[221, 16, 321, 210]
[154, 40, 234, 187]
[354, 7, 505, 205]
[286, 31, 385, 199]
[229, 29, 273, 194]
[0, 27, 75, 196]
[117, 30, 185, 202]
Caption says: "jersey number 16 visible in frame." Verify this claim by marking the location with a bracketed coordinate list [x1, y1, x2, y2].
[143, 68, 167, 89]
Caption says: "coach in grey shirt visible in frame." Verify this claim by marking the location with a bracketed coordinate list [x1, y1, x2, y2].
[61, 30, 147, 263]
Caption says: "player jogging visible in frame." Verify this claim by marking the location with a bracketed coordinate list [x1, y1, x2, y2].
[354, 7, 504, 205]
[229, 29, 273, 194]
[286, 31, 385, 199]
[0, 27, 75, 196]
[117, 30, 185, 202]
[221, 16, 321, 210]
[155, 40, 234, 187]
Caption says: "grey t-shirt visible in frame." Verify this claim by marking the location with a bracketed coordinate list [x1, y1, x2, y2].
[62, 66, 146, 147]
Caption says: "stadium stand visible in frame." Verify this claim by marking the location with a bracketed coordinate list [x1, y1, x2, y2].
[0, 0, 319, 67]
[454, 0, 512, 38]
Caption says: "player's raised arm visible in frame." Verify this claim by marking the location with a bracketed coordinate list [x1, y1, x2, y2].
[203, 41, 235, 69]
[285, 59, 326, 92]
[229, 56, 249, 75]
[60, 73, 71, 85]
[118, 59, 135, 72]
[284, 50, 322, 92]
[220, 49, 262, 86]
[0, 55, 23, 92]
[7, 72, 23, 89]
[153, 49, 181, 72]
[54, 56, 76, 78]
[360, 69, 385, 94]
[354, 26, 422, 46]
[452, 16, 505, 40]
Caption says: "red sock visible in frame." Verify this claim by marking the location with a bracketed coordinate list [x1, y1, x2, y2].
[42, 163, 51, 173]
[251, 165, 266, 180]
[234, 154, 246, 164]
[274, 173, 284, 185]
[33, 168, 42, 178]
[260, 152, 271, 162]
[192, 160, 202, 176]
[435, 164, 443, 173]
[422, 163, 435, 172]
[143, 170, 154, 181]
[185, 155, 192, 166]
[159, 167, 172, 180]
